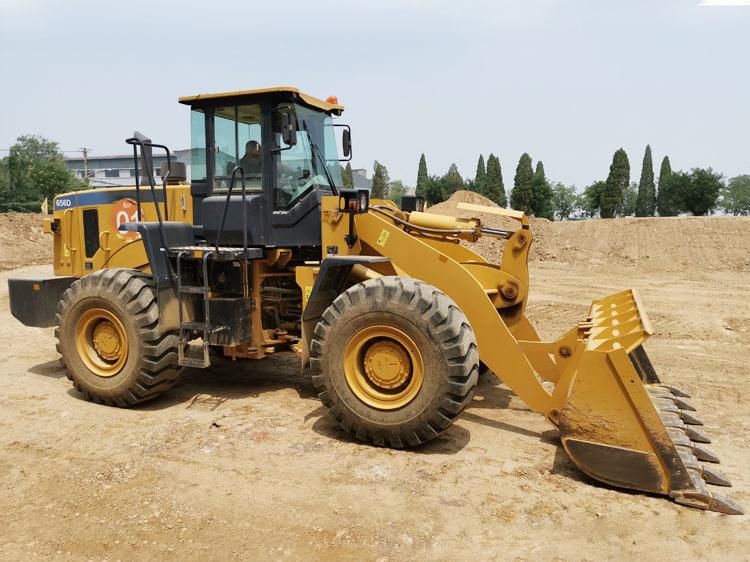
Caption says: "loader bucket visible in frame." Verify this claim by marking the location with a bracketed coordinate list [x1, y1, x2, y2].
[554, 290, 742, 514]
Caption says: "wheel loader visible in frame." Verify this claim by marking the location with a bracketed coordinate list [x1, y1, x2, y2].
[8, 86, 741, 514]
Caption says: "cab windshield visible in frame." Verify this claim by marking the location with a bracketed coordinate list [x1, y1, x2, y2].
[273, 104, 342, 209]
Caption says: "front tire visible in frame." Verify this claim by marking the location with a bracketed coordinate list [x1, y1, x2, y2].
[55, 269, 181, 407]
[310, 277, 479, 448]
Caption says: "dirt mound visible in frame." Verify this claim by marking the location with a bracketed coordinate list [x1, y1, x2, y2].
[0, 213, 51, 271]
[429, 191, 552, 263]
[429, 191, 750, 272]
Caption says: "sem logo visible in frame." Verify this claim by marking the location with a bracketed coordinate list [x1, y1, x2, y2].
[55, 198, 73, 209]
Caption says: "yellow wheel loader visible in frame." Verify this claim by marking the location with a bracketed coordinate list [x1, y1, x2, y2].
[8, 87, 741, 514]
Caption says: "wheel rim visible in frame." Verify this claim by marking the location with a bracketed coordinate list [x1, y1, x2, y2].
[344, 325, 424, 410]
[75, 308, 128, 377]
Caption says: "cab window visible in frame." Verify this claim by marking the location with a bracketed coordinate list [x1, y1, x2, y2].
[214, 104, 262, 191]
[273, 104, 337, 210]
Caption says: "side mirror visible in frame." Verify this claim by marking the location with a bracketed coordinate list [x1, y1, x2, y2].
[342, 128, 351, 158]
[280, 111, 297, 146]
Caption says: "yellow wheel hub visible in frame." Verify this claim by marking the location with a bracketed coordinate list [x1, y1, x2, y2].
[75, 308, 128, 377]
[344, 325, 424, 410]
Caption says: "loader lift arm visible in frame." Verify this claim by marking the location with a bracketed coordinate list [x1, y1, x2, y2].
[311, 194, 741, 515]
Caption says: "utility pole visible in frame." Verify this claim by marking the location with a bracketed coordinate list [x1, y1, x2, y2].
[80, 147, 90, 185]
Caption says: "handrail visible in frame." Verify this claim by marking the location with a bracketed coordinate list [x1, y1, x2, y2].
[125, 136, 176, 285]
[214, 166, 248, 254]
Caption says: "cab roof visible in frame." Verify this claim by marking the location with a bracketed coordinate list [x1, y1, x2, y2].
[178, 86, 344, 114]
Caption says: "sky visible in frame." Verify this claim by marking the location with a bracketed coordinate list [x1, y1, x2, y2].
[1, 0, 748, 190]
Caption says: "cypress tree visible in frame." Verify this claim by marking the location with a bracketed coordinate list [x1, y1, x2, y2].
[635, 145, 656, 216]
[371, 160, 390, 199]
[531, 160, 554, 219]
[342, 162, 354, 188]
[601, 148, 630, 218]
[444, 163, 463, 197]
[510, 153, 534, 213]
[485, 154, 507, 206]
[416, 154, 429, 197]
[657, 156, 678, 216]
[474, 155, 486, 194]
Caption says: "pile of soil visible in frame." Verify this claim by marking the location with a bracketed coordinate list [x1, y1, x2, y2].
[0, 213, 51, 271]
[429, 191, 750, 272]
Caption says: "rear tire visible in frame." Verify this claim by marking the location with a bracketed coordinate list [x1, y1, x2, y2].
[55, 268, 181, 407]
[310, 277, 479, 448]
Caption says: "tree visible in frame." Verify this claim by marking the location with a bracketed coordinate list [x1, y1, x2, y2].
[444, 163, 463, 198]
[721, 175, 750, 215]
[678, 168, 723, 216]
[0, 159, 9, 196]
[601, 148, 630, 218]
[552, 182, 577, 220]
[342, 162, 353, 188]
[510, 153, 534, 213]
[531, 160, 554, 219]
[4, 135, 82, 205]
[657, 156, 678, 216]
[635, 145, 656, 216]
[581, 180, 605, 217]
[424, 175, 447, 205]
[416, 154, 429, 198]
[371, 160, 390, 199]
[484, 154, 506, 206]
[474, 155, 486, 194]
[621, 182, 638, 216]
[388, 180, 407, 206]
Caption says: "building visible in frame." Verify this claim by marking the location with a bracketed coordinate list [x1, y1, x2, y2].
[351, 168, 372, 189]
[64, 150, 192, 188]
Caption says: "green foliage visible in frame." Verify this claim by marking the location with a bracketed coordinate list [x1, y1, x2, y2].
[474, 155, 486, 194]
[675, 168, 723, 216]
[621, 182, 638, 216]
[342, 162, 353, 188]
[601, 148, 630, 218]
[484, 154, 506, 206]
[657, 156, 678, 216]
[444, 163, 463, 198]
[424, 175, 447, 205]
[635, 145, 656, 217]
[388, 180, 407, 206]
[510, 153, 534, 213]
[371, 160, 390, 199]
[2, 134, 83, 209]
[581, 181, 605, 217]
[721, 175, 750, 215]
[531, 160, 554, 219]
[0, 201, 44, 213]
[0, 158, 9, 195]
[551, 182, 577, 220]
[416, 154, 429, 198]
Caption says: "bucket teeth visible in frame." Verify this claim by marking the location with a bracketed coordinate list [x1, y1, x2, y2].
[703, 466, 732, 487]
[661, 384, 691, 398]
[654, 397, 679, 413]
[680, 411, 704, 426]
[685, 427, 712, 444]
[708, 494, 744, 515]
[693, 445, 720, 463]
[674, 492, 744, 515]
[673, 397, 696, 411]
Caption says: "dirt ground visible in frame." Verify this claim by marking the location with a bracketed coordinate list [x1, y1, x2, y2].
[0, 207, 749, 561]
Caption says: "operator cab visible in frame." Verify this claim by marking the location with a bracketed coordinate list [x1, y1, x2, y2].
[179, 87, 351, 247]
